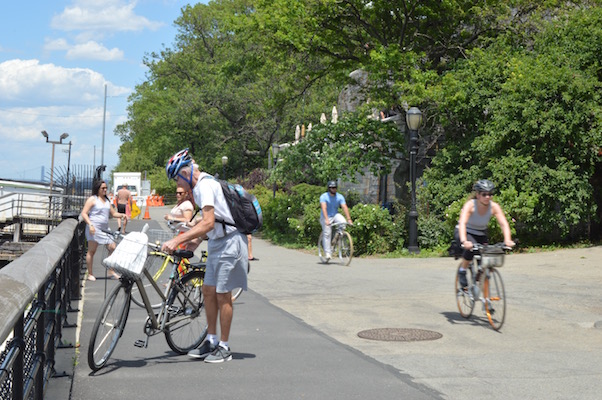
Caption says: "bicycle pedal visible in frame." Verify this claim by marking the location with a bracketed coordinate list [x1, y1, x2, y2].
[134, 339, 148, 348]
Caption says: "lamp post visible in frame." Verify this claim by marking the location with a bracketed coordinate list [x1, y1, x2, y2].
[221, 156, 228, 180]
[41, 130, 69, 193]
[272, 143, 280, 198]
[405, 107, 423, 254]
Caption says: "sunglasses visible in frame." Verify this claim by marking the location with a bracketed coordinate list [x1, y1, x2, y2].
[480, 192, 493, 197]
[176, 191, 185, 195]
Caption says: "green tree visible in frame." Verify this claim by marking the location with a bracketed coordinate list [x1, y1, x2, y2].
[418, 7, 602, 244]
[272, 111, 403, 184]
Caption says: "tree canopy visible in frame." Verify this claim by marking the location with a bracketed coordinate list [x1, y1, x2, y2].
[114, 0, 602, 245]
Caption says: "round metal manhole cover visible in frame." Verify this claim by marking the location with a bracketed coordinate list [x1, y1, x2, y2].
[357, 328, 442, 342]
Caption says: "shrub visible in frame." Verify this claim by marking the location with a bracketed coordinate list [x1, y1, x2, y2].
[348, 204, 398, 255]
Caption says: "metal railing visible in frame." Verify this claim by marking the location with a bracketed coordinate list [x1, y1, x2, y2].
[0, 218, 85, 400]
[0, 192, 86, 241]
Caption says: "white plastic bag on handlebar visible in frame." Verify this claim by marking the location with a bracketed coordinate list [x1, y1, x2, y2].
[102, 231, 149, 278]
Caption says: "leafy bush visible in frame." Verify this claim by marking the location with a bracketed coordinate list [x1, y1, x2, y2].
[348, 204, 399, 255]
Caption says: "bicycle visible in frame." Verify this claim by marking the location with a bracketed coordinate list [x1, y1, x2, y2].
[455, 243, 509, 331]
[318, 222, 353, 266]
[88, 228, 207, 371]
[130, 222, 207, 309]
[133, 221, 245, 305]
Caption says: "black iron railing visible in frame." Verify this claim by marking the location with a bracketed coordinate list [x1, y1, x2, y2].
[0, 218, 85, 400]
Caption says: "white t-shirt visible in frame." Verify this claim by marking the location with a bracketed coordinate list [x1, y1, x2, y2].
[192, 172, 237, 240]
[170, 200, 194, 220]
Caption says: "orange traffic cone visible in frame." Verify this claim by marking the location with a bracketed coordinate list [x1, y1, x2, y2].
[143, 205, 151, 220]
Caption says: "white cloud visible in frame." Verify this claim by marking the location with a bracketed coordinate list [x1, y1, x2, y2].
[65, 41, 124, 61]
[0, 59, 129, 107]
[0, 106, 105, 140]
[44, 38, 70, 51]
[51, 0, 163, 33]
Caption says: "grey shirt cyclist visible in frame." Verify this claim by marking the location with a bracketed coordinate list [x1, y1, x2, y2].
[320, 180, 353, 260]
[455, 179, 515, 288]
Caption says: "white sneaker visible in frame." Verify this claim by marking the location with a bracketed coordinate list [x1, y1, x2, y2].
[326, 253, 331, 260]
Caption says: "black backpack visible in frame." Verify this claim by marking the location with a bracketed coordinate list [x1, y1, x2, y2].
[200, 175, 263, 234]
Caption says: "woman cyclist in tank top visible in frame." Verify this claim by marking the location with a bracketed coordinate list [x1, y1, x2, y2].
[455, 179, 515, 288]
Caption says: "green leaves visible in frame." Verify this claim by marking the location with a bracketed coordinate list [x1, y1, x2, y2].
[272, 112, 404, 184]
[421, 5, 602, 244]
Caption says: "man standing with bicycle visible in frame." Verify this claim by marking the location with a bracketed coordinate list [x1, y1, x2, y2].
[320, 180, 353, 260]
[162, 149, 248, 363]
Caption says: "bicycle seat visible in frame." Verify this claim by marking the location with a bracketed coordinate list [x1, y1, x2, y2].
[174, 249, 194, 259]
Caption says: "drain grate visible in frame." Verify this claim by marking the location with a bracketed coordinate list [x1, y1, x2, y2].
[357, 328, 442, 342]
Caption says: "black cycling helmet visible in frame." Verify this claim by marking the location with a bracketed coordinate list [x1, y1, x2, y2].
[327, 180, 338, 188]
[473, 179, 495, 193]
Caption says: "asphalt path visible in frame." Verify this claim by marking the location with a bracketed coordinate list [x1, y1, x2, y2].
[48, 207, 602, 399]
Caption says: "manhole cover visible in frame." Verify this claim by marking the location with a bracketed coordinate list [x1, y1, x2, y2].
[357, 328, 442, 342]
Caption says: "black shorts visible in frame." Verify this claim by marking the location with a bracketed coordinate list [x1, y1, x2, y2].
[117, 203, 126, 214]
[453, 227, 487, 261]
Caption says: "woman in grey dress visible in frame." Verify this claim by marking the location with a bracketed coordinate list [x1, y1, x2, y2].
[81, 180, 127, 281]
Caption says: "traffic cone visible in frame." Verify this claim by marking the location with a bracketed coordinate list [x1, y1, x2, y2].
[143, 205, 151, 220]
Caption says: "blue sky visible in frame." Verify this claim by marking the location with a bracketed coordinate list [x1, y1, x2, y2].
[0, 0, 207, 182]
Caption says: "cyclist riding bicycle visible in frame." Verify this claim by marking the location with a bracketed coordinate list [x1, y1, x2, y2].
[320, 180, 353, 261]
[455, 179, 515, 289]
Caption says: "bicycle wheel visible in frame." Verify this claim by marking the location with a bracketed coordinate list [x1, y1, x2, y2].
[317, 233, 329, 263]
[164, 269, 207, 354]
[88, 281, 131, 371]
[131, 252, 172, 309]
[337, 231, 353, 266]
[483, 268, 506, 330]
[455, 263, 475, 318]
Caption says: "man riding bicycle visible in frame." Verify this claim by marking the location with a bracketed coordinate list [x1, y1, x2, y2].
[455, 179, 515, 288]
[320, 180, 353, 261]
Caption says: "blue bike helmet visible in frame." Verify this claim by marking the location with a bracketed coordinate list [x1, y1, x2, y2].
[166, 149, 192, 180]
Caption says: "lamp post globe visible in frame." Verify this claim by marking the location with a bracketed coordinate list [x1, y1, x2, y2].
[221, 156, 228, 180]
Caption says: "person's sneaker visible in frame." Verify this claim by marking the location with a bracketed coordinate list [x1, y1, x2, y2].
[204, 345, 232, 363]
[458, 270, 468, 289]
[188, 341, 216, 359]
[325, 252, 331, 261]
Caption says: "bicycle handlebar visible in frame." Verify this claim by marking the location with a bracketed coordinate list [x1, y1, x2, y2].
[167, 220, 191, 234]
[468, 242, 513, 253]
[100, 227, 162, 251]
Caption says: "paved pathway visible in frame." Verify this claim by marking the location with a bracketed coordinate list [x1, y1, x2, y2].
[47, 207, 602, 399]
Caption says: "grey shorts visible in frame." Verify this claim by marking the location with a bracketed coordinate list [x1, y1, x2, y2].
[204, 231, 248, 293]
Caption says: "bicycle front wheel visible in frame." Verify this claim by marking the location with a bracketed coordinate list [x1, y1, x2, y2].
[317, 233, 329, 263]
[455, 264, 475, 318]
[88, 281, 131, 371]
[164, 269, 207, 354]
[131, 252, 172, 309]
[337, 232, 353, 266]
[483, 268, 506, 330]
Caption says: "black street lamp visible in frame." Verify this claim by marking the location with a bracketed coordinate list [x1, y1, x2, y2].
[405, 107, 423, 254]
[271, 143, 280, 198]
[221, 156, 228, 180]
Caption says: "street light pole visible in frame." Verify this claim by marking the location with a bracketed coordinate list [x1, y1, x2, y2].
[41, 131, 69, 193]
[272, 143, 280, 198]
[221, 156, 228, 180]
[405, 107, 423, 254]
